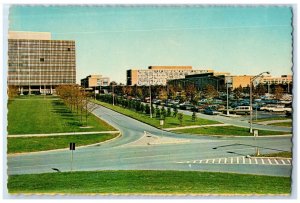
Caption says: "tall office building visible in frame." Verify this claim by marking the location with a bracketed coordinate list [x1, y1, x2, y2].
[8, 31, 76, 94]
[127, 66, 213, 86]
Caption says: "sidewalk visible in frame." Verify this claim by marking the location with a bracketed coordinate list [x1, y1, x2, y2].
[8, 131, 120, 138]
[164, 123, 230, 131]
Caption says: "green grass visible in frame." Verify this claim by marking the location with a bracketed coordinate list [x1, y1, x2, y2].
[7, 133, 118, 154]
[267, 121, 292, 127]
[173, 125, 291, 136]
[8, 97, 115, 134]
[255, 151, 292, 158]
[7, 170, 291, 194]
[94, 100, 220, 129]
[254, 116, 290, 122]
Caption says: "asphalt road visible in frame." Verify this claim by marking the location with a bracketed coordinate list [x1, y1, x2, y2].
[7, 104, 293, 177]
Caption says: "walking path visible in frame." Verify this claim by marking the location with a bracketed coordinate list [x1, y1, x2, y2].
[8, 131, 120, 138]
[164, 123, 230, 131]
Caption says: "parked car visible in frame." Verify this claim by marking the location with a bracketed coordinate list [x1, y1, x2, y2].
[232, 106, 252, 115]
[203, 107, 221, 115]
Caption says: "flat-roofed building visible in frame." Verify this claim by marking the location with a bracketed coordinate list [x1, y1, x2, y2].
[81, 74, 110, 88]
[8, 31, 76, 94]
[259, 75, 292, 85]
[127, 66, 214, 86]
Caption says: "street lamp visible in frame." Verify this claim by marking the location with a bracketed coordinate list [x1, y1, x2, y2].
[148, 73, 153, 118]
[249, 71, 270, 133]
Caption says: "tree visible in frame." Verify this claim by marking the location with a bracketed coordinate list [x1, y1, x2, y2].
[233, 85, 243, 100]
[254, 83, 266, 97]
[155, 105, 161, 118]
[158, 88, 168, 101]
[140, 103, 145, 113]
[192, 111, 197, 122]
[161, 106, 167, 120]
[274, 85, 284, 100]
[203, 84, 218, 99]
[185, 84, 197, 103]
[145, 104, 150, 114]
[167, 107, 172, 117]
[8, 85, 18, 99]
[173, 107, 178, 117]
[177, 113, 183, 126]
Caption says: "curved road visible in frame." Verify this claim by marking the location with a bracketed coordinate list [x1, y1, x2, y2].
[7, 104, 293, 177]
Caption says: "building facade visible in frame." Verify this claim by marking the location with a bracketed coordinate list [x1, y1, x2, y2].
[8, 31, 76, 94]
[127, 66, 214, 86]
[81, 74, 110, 88]
[258, 75, 292, 85]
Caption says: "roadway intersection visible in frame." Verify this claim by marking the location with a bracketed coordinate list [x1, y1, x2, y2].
[7, 103, 293, 177]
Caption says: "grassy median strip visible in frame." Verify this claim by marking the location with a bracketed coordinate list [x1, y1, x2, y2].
[267, 122, 292, 127]
[94, 100, 220, 128]
[8, 97, 115, 134]
[173, 126, 290, 136]
[8, 170, 290, 194]
[254, 151, 292, 158]
[7, 133, 118, 154]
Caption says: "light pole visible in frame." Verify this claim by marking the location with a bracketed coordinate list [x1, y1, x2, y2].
[112, 84, 115, 106]
[149, 76, 153, 118]
[249, 71, 270, 133]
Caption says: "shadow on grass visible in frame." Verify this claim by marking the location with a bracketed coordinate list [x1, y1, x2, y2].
[51, 100, 83, 128]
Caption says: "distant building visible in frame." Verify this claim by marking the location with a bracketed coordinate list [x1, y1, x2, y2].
[258, 75, 292, 85]
[81, 74, 110, 88]
[126, 66, 214, 86]
[230, 75, 252, 89]
[8, 31, 76, 94]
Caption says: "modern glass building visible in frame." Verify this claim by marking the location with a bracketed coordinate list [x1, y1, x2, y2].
[8, 31, 76, 94]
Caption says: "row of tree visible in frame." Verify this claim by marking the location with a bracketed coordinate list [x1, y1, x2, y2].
[56, 85, 98, 126]
[97, 94, 197, 125]
[106, 82, 291, 104]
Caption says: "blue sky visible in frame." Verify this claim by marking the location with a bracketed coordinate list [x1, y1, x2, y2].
[9, 6, 293, 84]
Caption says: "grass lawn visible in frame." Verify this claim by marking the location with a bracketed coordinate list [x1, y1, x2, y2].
[268, 121, 292, 127]
[94, 100, 220, 128]
[7, 133, 118, 154]
[255, 151, 292, 158]
[7, 170, 291, 194]
[173, 125, 291, 136]
[254, 116, 290, 122]
[8, 97, 115, 134]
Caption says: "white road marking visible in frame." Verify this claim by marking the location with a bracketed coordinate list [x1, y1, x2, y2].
[255, 158, 258, 164]
[261, 158, 265, 164]
[224, 158, 227, 164]
[237, 157, 239, 164]
[231, 157, 233, 164]
[274, 159, 279, 165]
[280, 159, 285, 165]
[205, 159, 208, 164]
[287, 159, 291, 164]
[268, 159, 272, 165]
[212, 159, 215, 164]
[193, 160, 196, 163]
[218, 159, 221, 164]
[242, 157, 245, 164]
[200, 160, 203, 164]
[249, 158, 251, 164]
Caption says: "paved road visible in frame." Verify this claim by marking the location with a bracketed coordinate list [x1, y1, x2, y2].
[176, 108, 292, 132]
[7, 104, 293, 177]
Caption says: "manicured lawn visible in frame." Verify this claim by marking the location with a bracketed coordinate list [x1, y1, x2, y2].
[254, 116, 290, 122]
[268, 122, 292, 127]
[7, 133, 118, 154]
[7, 170, 291, 194]
[173, 126, 291, 136]
[94, 100, 220, 128]
[255, 151, 292, 158]
[8, 97, 115, 134]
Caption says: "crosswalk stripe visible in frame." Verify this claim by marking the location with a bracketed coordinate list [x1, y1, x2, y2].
[218, 159, 221, 164]
[231, 157, 233, 164]
[274, 159, 279, 165]
[243, 157, 245, 164]
[206, 159, 208, 164]
[237, 157, 239, 164]
[193, 160, 197, 163]
[261, 158, 265, 164]
[249, 158, 251, 164]
[212, 159, 215, 164]
[255, 158, 258, 164]
[268, 159, 272, 165]
[287, 160, 291, 164]
[280, 159, 285, 164]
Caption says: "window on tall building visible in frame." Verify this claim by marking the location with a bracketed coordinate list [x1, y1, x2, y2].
[40, 58, 44, 62]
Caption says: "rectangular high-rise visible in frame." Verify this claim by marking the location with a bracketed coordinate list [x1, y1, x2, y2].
[8, 31, 76, 94]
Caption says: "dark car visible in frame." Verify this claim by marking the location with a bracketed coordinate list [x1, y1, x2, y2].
[203, 107, 221, 115]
